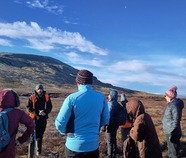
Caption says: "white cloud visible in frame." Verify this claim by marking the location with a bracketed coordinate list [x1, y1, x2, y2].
[171, 58, 186, 68]
[65, 52, 104, 67]
[26, 0, 63, 15]
[64, 20, 78, 25]
[0, 21, 108, 55]
[108, 60, 147, 72]
[90, 57, 186, 95]
[0, 39, 13, 47]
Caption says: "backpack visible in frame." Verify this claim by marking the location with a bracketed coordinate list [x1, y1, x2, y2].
[0, 108, 13, 152]
[116, 103, 127, 126]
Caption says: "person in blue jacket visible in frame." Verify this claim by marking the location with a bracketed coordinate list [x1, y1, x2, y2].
[55, 69, 110, 158]
[162, 86, 184, 158]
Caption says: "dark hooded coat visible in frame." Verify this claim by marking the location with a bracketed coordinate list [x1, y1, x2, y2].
[124, 99, 162, 158]
[0, 89, 35, 158]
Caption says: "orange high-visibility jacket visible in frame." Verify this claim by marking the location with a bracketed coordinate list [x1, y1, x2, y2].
[29, 93, 49, 119]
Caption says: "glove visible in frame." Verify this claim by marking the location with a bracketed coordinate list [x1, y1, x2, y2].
[170, 129, 181, 144]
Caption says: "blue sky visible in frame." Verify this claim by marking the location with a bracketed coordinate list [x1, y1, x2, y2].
[0, 0, 186, 97]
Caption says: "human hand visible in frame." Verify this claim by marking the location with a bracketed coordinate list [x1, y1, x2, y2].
[100, 126, 106, 132]
[39, 110, 46, 116]
[170, 128, 181, 144]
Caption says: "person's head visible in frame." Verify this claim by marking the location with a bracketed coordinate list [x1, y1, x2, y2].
[120, 93, 128, 105]
[108, 90, 118, 102]
[75, 70, 93, 85]
[164, 86, 177, 102]
[126, 99, 145, 123]
[0, 89, 20, 108]
[35, 84, 44, 95]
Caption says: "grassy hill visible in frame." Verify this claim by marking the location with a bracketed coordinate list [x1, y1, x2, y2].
[0, 52, 136, 94]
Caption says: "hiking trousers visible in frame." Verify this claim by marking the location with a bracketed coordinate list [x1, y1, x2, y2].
[166, 134, 181, 158]
[120, 127, 131, 151]
[28, 117, 47, 158]
[106, 125, 119, 157]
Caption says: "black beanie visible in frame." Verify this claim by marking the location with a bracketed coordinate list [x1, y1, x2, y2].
[76, 70, 93, 84]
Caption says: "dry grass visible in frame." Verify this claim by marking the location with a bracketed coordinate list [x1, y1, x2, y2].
[14, 87, 186, 158]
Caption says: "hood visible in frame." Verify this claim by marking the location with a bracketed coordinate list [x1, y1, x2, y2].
[120, 93, 128, 105]
[171, 98, 184, 109]
[0, 89, 19, 109]
[126, 99, 145, 120]
[109, 90, 118, 101]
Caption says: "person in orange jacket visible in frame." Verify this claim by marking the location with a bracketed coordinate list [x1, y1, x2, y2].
[26, 84, 52, 157]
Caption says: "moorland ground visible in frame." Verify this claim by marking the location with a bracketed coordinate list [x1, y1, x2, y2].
[14, 86, 186, 158]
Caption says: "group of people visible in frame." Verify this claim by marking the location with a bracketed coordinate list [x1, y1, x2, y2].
[55, 69, 184, 158]
[0, 69, 184, 158]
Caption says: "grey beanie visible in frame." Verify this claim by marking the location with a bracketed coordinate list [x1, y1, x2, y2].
[35, 84, 44, 90]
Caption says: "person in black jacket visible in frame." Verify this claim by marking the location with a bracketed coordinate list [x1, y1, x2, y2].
[106, 90, 120, 158]
[27, 84, 53, 158]
[162, 86, 184, 158]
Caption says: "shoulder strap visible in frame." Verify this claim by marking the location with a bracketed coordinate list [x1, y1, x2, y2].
[1, 108, 13, 114]
[0, 108, 13, 134]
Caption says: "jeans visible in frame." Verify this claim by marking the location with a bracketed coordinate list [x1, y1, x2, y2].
[65, 146, 99, 158]
[166, 134, 180, 158]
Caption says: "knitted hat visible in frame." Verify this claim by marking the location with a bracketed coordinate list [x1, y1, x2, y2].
[165, 86, 177, 99]
[75, 70, 93, 84]
[35, 84, 44, 90]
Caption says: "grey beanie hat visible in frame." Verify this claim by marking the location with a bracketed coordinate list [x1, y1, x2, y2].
[35, 84, 44, 90]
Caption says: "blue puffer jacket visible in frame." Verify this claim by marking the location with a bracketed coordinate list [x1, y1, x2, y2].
[55, 85, 110, 152]
[162, 98, 184, 135]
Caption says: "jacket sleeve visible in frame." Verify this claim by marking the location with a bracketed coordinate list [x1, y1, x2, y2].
[171, 104, 181, 131]
[45, 97, 52, 114]
[100, 97, 110, 127]
[108, 101, 118, 124]
[55, 96, 73, 135]
[17, 110, 35, 144]
[130, 116, 146, 142]
[26, 96, 34, 113]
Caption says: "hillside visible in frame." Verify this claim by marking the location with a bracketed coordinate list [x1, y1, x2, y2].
[0, 52, 135, 94]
